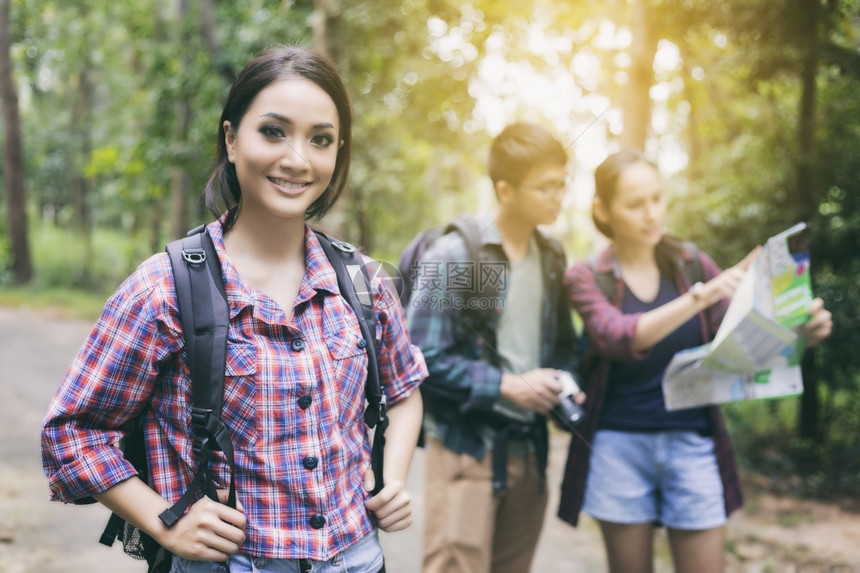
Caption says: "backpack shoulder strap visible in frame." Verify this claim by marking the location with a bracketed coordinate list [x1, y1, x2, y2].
[314, 231, 387, 496]
[588, 253, 616, 301]
[159, 225, 236, 527]
[589, 243, 706, 300]
[397, 225, 446, 307]
[445, 214, 485, 265]
[99, 225, 237, 547]
[681, 242, 706, 284]
[445, 214, 500, 310]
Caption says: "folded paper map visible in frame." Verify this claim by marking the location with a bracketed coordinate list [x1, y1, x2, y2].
[662, 223, 812, 410]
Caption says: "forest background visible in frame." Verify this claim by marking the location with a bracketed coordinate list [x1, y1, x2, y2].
[0, 0, 858, 506]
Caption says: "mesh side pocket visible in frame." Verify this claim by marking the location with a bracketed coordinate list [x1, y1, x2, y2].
[120, 522, 149, 561]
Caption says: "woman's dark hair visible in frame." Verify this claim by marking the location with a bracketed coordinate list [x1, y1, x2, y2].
[204, 46, 352, 229]
[593, 149, 684, 274]
[487, 122, 567, 188]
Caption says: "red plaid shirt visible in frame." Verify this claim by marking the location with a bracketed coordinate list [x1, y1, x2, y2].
[42, 220, 427, 560]
[557, 243, 744, 526]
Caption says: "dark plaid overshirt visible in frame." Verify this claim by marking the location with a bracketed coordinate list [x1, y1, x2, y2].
[406, 217, 580, 461]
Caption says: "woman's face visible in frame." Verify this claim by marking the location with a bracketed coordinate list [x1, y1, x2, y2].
[224, 77, 341, 223]
[596, 160, 666, 248]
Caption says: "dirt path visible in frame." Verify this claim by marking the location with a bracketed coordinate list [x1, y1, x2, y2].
[1, 306, 857, 572]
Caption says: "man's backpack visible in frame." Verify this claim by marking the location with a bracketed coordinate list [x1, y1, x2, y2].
[397, 215, 499, 375]
[97, 225, 387, 572]
[396, 215, 488, 309]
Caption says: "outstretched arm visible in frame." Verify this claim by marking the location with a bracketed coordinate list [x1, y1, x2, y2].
[632, 247, 760, 352]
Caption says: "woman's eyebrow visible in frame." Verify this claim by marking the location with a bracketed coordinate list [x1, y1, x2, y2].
[259, 112, 335, 130]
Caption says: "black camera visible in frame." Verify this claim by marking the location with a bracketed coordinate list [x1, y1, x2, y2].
[555, 371, 585, 425]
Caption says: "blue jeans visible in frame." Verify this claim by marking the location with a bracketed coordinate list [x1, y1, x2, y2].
[170, 529, 384, 573]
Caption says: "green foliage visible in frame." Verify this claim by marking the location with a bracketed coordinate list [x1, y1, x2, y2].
[23, 219, 152, 294]
[724, 392, 860, 500]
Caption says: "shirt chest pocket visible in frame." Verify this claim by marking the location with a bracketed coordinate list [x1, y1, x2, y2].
[221, 342, 258, 447]
[324, 329, 370, 428]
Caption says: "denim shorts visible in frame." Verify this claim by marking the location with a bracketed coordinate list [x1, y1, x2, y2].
[582, 429, 726, 530]
[170, 528, 384, 573]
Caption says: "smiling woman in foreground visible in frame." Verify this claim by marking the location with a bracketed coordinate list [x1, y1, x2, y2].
[41, 46, 426, 573]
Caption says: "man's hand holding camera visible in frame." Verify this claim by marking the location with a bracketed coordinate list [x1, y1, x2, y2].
[500, 369, 586, 417]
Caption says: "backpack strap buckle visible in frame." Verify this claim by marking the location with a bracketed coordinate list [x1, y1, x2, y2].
[330, 240, 356, 253]
[182, 248, 206, 265]
[191, 407, 217, 454]
[364, 394, 388, 429]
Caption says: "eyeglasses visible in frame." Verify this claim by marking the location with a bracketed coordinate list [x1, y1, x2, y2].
[522, 174, 572, 198]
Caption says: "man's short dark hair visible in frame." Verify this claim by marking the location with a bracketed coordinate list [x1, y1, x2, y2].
[487, 122, 567, 187]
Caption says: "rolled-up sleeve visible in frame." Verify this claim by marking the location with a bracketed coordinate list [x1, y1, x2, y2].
[41, 260, 173, 502]
[374, 271, 428, 404]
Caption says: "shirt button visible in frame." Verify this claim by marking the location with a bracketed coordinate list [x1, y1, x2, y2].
[297, 394, 312, 410]
[309, 513, 326, 529]
[357, 338, 367, 349]
[302, 456, 319, 470]
[291, 338, 305, 351]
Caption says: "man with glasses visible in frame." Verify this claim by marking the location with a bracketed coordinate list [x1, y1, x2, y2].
[407, 122, 583, 573]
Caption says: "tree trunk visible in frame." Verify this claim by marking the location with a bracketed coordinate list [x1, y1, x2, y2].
[197, 0, 234, 83]
[71, 66, 95, 286]
[311, 0, 353, 240]
[621, 0, 657, 151]
[168, 93, 191, 239]
[311, 0, 337, 59]
[0, 0, 32, 284]
[797, 0, 820, 441]
[168, 0, 192, 239]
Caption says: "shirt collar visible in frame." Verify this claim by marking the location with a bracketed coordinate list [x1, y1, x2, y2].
[596, 240, 699, 280]
[475, 214, 550, 249]
[473, 214, 503, 247]
[205, 218, 342, 320]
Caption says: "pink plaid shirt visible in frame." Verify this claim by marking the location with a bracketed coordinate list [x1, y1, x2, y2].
[42, 220, 427, 560]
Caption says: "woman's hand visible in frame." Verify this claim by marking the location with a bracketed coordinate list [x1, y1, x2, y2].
[802, 297, 833, 348]
[364, 472, 413, 532]
[697, 246, 761, 309]
[158, 489, 246, 562]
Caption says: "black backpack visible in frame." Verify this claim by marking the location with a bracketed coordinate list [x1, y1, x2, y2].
[97, 225, 387, 572]
[396, 216, 487, 309]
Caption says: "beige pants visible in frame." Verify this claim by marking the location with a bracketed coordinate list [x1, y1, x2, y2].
[422, 436, 548, 573]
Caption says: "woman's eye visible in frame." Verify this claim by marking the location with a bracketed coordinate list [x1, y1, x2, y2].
[260, 124, 284, 138]
[311, 133, 334, 147]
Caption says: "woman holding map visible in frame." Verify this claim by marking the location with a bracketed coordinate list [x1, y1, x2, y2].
[557, 149, 832, 573]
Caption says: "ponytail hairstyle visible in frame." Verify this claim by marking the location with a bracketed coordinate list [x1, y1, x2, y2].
[204, 46, 352, 230]
[593, 149, 684, 275]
